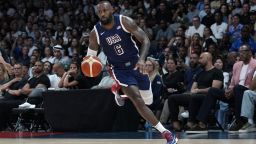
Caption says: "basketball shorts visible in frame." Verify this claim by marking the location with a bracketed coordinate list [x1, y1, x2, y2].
[111, 69, 153, 105]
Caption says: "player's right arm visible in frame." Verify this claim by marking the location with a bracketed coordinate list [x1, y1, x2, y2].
[86, 29, 99, 56]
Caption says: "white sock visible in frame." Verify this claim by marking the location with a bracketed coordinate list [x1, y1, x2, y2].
[248, 119, 254, 125]
[154, 122, 167, 133]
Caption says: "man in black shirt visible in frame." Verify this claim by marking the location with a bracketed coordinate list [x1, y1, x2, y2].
[187, 52, 223, 131]
[167, 52, 223, 131]
[21, 61, 50, 106]
[0, 63, 28, 130]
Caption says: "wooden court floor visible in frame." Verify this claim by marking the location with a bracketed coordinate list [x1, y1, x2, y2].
[0, 139, 255, 144]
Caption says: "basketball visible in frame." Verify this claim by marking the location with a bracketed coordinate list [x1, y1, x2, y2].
[81, 56, 102, 77]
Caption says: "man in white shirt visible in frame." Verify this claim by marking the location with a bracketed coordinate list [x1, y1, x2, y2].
[49, 63, 66, 89]
[185, 16, 206, 39]
[52, 44, 71, 69]
[210, 11, 228, 40]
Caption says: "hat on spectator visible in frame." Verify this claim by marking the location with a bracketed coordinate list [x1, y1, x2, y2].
[53, 45, 63, 51]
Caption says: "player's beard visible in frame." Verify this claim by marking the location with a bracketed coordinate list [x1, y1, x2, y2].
[100, 16, 113, 25]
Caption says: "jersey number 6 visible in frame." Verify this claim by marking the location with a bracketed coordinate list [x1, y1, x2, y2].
[114, 44, 124, 55]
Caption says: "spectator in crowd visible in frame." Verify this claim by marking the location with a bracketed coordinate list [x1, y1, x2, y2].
[210, 11, 228, 41]
[196, 0, 205, 12]
[185, 16, 206, 39]
[145, 57, 163, 112]
[240, 3, 251, 25]
[155, 20, 173, 41]
[21, 64, 29, 79]
[59, 63, 80, 89]
[71, 52, 81, 65]
[157, 47, 171, 73]
[171, 3, 188, 25]
[156, 2, 171, 23]
[219, 4, 230, 23]
[204, 43, 219, 61]
[184, 53, 202, 92]
[57, 7, 70, 27]
[231, 0, 242, 15]
[219, 33, 231, 55]
[67, 38, 80, 58]
[43, 61, 52, 75]
[120, 0, 133, 17]
[202, 27, 217, 50]
[25, 37, 38, 57]
[146, 8, 158, 33]
[196, 45, 256, 132]
[138, 18, 153, 40]
[201, 4, 215, 28]
[210, 0, 221, 10]
[0, 63, 28, 130]
[168, 52, 223, 131]
[227, 14, 243, 42]
[149, 36, 168, 60]
[48, 62, 66, 89]
[32, 49, 41, 60]
[42, 37, 52, 50]
[21, 61, 50, 107]
[11, 36, 24, 60]
[159, 58, 184, 125]
[186, 2, 199, 24]
[41, 46, 54, 63]
[186, 52, 223, 131]
[251, 0, 256, 12]
[214, 57, 230, 128]
[28, 55, 38, 77]
[239, 73, 256, 132]
[176, 46, 190, 67]
[230, 25, 256, 54]
[52, 44, 71, 68]
[188, 33, 203, 57]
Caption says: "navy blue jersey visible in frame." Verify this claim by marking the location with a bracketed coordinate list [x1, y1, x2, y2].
[94, 15, 139, 69]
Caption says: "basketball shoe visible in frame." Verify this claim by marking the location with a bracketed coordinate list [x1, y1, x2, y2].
[111, 83, 125, 106]
[162, 130, 178, 144]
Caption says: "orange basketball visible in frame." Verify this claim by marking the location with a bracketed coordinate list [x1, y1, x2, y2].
[81, 56, 102, 77]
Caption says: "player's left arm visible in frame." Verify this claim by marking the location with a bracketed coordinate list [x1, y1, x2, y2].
[122, 16, 150, 73]
[122, 16, 150, 60]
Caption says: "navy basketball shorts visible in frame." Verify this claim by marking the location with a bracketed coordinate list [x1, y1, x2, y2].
[111, 69, 153, 105]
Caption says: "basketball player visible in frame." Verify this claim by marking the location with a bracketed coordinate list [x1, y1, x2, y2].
[86, 1, 177, 144]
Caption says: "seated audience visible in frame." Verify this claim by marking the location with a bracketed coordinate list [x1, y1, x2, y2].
[195, 45, 256, 132]
[0, 63, 28, 130]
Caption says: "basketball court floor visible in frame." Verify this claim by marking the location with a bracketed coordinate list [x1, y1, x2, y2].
[0, 131, 255, 144]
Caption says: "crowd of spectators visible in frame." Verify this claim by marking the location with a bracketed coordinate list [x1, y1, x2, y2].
[0, 0, 256, 132]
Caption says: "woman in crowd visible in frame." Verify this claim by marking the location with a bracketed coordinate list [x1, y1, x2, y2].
[214, 57, 230, 128]
[159, 58, 185, 124]
[67, 38, 80, 58]
[59, 63, 80, 89]
[202, 27, 217, 50]
[145, 57, 163, 113]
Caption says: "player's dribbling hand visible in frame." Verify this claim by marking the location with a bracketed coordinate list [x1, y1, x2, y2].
[134, 59, 147, 74]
